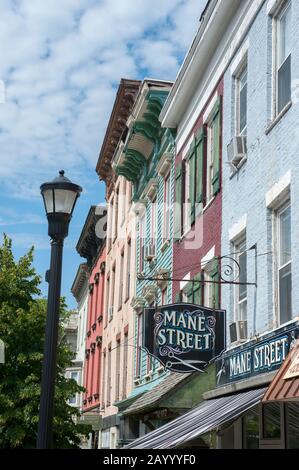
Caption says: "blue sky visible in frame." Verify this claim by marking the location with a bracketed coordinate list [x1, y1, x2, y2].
[0, 0, 205, 309]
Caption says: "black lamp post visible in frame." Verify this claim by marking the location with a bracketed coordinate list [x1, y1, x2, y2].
[37, 170, 82, 449]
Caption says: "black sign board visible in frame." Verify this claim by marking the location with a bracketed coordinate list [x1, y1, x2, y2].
[143, 303, 226, 373]
[215, 321, 299, 387]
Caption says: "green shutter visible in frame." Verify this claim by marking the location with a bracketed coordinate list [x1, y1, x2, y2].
[189, 144, 196, 225]
[211, 264, 220, 309]
[174, 164, 183, 241]
[193, 272, 203, 305]
[212, 97, 221, 196]
[184, 282, 193, 303]
[195, 128, 205, 217]
[175, 292, 181, 303]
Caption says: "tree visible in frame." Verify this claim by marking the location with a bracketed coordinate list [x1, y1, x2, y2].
[0, 235, 91, 448]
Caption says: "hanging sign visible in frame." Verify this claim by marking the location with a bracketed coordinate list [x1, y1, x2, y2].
[143, 303, 226, 373]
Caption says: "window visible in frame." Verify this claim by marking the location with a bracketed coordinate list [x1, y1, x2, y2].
[102, 351, 106, 407]
[161, 287, 168, 305]
[126, 239, 131, 301]
[276, 203, 292, 324]
[120, 179, 126, 226]
[107, 199, 113, 252]
[243, 407, 259, 449]
[262, 403, 281, 439]
[139, 215, 146, 273]
[122, 331, 128, 399]
[236, 64, 248, 136]
[136, 313, 143, 377]
[163, 173, 171, 241]
[119, 251, 124, 309]
[109, 265, 115, 321]
[115, 339, 121, 402]
[203, 271, 213, 308]
[235, 238, 247, 322]
[107, 346, 111, 405]
[274, 1, 292, 115]
[105, 276, 110, 326]
[150, 197, 157, 253]
[206, 122, 214, 204]
[113, 189, 119, 242]
[287, 403, 299, 449]
[68, 371, 79, 404]
[182, 159, 190, 234]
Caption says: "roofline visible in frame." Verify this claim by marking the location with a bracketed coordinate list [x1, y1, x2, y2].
[159, 0, 218, 127]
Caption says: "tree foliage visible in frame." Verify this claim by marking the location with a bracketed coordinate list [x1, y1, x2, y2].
[0, 235, 91, 448]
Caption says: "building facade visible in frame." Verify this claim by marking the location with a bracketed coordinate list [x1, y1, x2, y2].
[96, 79, 141, 449]
[114, 79, 174, 388]
[216, 0, 299, 449]
[125, 0, 299, 450]
[75, 205, 107, 448]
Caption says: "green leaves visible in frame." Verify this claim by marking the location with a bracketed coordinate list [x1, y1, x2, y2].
[0, 235, 90, 448]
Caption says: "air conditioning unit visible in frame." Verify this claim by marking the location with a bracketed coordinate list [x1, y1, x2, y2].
[145, 243, 156, 261]
[230, 320, 248, 343]
[227, 135, 247, 168]
[108, 306, 114, 321]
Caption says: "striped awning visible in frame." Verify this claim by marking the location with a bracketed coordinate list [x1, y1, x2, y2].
[124, 387, 267, 449]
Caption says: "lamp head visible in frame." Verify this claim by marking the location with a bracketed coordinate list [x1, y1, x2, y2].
[41, 170, 82, 240]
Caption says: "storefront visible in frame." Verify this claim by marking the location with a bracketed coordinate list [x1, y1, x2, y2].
[125, 320, 299, 449]
[213, 320, 299, 449]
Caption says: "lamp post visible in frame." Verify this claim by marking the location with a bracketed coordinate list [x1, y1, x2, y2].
[37, 170, 82, 449]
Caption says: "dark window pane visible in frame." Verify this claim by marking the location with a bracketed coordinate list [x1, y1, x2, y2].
[263, 403, 281, 439]
[239, 83, 247, 134]
[287, 403, 299, 449]
[279, 205, 291, 266]
[239, 250, 247, 301]
[278, 54, 291, 114]
[243, 407, 259, 449]
[279, 263, 292, 324]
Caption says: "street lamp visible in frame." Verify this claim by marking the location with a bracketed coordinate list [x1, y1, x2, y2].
[37, 170, 82, 449]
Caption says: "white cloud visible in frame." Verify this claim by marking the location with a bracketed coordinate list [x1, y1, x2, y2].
[0, 0, 206, 200]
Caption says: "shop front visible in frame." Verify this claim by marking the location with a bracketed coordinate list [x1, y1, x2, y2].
[125, 320, 299, 449]
[212, 320, 299, 449]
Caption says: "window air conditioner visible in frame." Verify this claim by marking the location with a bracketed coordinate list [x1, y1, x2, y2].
[227, 136, 247, 168]
[145, 243, 156, 262]
[229, 320, 248, 343]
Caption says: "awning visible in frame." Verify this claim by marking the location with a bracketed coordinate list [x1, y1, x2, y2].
[124, 387, 267, 449]
[263, 340, 299, 403]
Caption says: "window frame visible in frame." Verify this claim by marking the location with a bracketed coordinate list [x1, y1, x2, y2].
[235, 62, 248, 136]
[136, 313, 143, 378]
[234, 237, 247, 323]
[139, 214, 146, 274]
[163, 172, 171, 242]
[206, 119, 215, 205]
[273, 0, 292, 117]
[275, 201, 292, 325]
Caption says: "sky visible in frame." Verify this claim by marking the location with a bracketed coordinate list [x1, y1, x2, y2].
[0, 0, 206, 309]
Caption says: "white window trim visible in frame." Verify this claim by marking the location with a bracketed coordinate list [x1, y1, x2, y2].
[266, 170, 291, 209]
[201, 246, 215, 270]
[180, 272, 190, 291]
[273, 201, 292, 327]
[235, 62, 248, 136]
[230, 39, 250, 77]
[203, 92, 218, 124]
[234, 237, 247, 323]
[229, 214, 247, 242]
[271, 0, 292, 119]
